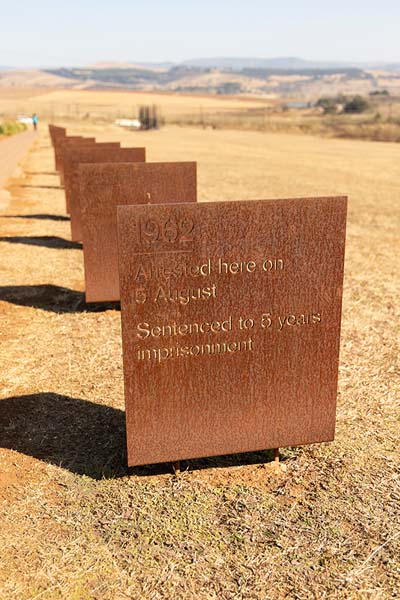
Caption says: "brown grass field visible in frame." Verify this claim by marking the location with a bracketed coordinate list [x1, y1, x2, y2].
[0, 87, 273, 123]
[1, 86, 400, 143]
[0, 117, 399, 599]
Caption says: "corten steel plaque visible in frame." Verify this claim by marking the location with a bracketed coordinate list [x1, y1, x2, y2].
[51, 129, 69, 169]
[57, 138, 97, 185]
[66, 146, 146, 238]
[80, 162, 197, 303]
[49, 125, 66, 147]
[54, 136, 87, 171]
[48, 124, 64, 144]
[63, 142, 123, 214]
[55, 137, 96, 183]
[117, 197, 347, 467]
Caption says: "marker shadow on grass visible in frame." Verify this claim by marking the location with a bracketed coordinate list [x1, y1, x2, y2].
[19, 184, 63, 190]
[0, 284, 120, 313]
[24, 171, 58, 176]
[0, 393, 279, 480]
[0, 393, 127, 479]
[0, 236, 81, 249]
[2, 214, 70, 222]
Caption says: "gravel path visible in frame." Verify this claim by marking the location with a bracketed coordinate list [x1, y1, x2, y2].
[0, 130, 36, 194]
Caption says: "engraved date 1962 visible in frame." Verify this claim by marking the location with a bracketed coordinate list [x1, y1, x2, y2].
[138, 217, 195, 246]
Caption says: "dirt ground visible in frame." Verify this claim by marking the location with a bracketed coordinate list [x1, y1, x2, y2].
[0, 124, 399, 599]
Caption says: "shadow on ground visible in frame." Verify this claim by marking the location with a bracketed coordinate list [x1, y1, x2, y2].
[19, 184, 63, 190]
[0, 393, 127, 479]
[0, 284, 120, 313]
[0, 236, 81, 249]
[0, 393, 279, 480]
[24, 171, 58, 176]
[2, 214, 70, 222]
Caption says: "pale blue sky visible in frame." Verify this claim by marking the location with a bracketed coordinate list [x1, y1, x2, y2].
[1, 0, 399, 67]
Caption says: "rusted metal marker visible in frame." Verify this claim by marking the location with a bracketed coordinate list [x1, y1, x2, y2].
[48, 124, 66, 147]
[79, 161, 197, 303]
[55, 137, 96, 184]
[117, 197, 347, 467]
[64, 146, 146, 237]
[63, 142, 121, 214]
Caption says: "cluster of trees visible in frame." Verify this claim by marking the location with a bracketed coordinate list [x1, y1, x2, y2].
[316, 95, 371, 115]
[370, 89, 389, 96]
[343, 96, 370, 113]
[47, 67, 160, 85]
[216, 82, 243, 95]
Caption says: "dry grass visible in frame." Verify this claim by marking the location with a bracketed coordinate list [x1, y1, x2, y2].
[2, 87, 400, 143]
[168, 103, 400, 143]
[0, 87, 273, 123]
[0, 124, 399, 599]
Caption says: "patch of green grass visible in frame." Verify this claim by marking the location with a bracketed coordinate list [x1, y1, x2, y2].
[0, 120, 27, 136]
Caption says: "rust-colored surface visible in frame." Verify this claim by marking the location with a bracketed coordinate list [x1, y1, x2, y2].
[54, 137, 96, 183]
[66, 147, 146, 239]
[117, 197, 348, 467]
[48, 125, 66, 147]
[54, 136, 85, 172]
[80, 162, 197, 302]
[63, 143, 122, 215]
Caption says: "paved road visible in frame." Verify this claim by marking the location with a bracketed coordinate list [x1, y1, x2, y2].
[0, 130, 36, 191]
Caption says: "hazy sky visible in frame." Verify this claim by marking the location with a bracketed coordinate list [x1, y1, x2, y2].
[1, 0, 399, 67]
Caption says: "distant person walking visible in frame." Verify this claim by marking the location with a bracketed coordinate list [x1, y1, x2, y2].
[32, 113, 38, 131]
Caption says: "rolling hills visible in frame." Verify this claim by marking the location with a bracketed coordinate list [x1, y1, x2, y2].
[1, 57, 400, 99]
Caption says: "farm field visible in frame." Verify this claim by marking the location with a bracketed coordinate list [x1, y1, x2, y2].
[0, 87, 273, 123]
[0, 123, 399, 599]
[2, 87, 400, 143]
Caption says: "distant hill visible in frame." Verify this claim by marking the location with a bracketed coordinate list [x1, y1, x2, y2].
[1, 57, 400, 98]
[88, 61, 174, 72]
[183, 57, 400, 71]
[0, 68, 82, 88]
[377, 63, 400, 72]
[182, 57, 350, 70]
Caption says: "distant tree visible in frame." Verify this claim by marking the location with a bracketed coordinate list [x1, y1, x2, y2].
[343, 95, 369, 114]
[216, 82, 242, 95]
[316, 97, 338, 114]
[370, 89, 389, 96]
